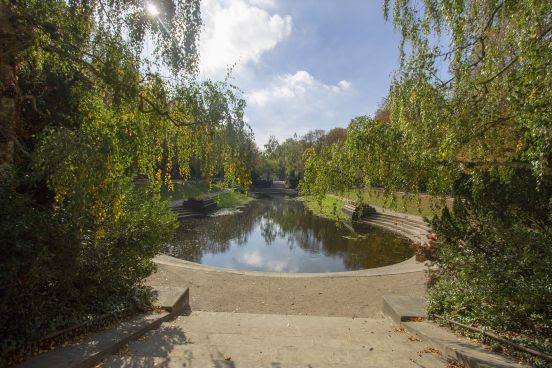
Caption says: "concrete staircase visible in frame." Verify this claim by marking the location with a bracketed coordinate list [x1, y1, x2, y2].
[361, 212, 430, 244]
[168, 203, 201, 220]
[168, 198, 218, 220]
[101, 312, 449, 368]
[168, 190, 232, 220]
[338, 198, 431, 245]
[342, 203, 378, 220]
[20, 289, 528, 368]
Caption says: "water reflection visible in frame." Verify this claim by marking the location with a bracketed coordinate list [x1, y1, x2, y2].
[162, 196, 413, 272]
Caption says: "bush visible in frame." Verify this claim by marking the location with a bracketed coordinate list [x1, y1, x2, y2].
[0, 179, 81, 363]
[0, 178, 177, 365]
[78, 185, 177, 298]
[427, 169, 552, 363]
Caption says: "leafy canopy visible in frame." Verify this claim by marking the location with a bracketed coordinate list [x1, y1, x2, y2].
[0, 1, 255, 363]
[300, 2, 551, 359]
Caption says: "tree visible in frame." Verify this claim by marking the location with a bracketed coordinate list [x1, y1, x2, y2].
[324, 127, 347, 146]
[301, 1, 551, 358]
[383, 0, 551, 177]
[0, 0, 203, 172]
[373, 98, 390, 123]
[300, 129, 326, 152]
[255, 132, 329, 188]
[382, 1, 552, 355]
[0, 1, 253, 363]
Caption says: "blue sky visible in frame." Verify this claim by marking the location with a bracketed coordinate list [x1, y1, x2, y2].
[198, 0, 401, 147]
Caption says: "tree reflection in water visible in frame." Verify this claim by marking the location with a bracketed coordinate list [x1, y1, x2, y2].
[162, 196, 413, 272]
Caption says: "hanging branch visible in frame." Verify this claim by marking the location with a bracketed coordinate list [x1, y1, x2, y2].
[42, 41, 214, 129]
[439, 159, 552, 176]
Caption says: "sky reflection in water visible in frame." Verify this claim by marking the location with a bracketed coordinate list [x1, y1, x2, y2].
[162, 196, 413, 272]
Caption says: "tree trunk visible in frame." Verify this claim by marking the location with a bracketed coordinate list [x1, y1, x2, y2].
[0, 15, 16, 171]
[0, 3, 30, 174]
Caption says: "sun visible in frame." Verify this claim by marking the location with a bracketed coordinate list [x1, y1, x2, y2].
[146, 3, 160, 16]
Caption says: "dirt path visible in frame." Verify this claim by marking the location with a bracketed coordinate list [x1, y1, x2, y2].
[147, 261, 428, 318]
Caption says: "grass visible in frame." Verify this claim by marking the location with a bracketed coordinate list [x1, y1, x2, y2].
[302, 188, 451, 219]
[160, 180, 225, 201]
[302, 196, 348, 221]
[159, 180, 255, 209]
[340, 188, 451, 218]
[214, 191, 253, 209]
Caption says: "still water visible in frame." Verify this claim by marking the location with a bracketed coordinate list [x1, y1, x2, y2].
[162, 196, 413, 273]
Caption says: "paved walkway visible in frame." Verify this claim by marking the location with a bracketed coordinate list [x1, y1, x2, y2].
[20, 260, 442, 367]
[130, 201, 441, 367]
[103, 311, 449, 367]
[147, 259, 428, 318]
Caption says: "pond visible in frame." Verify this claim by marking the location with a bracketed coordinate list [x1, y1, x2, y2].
[162, 196, 413, 273]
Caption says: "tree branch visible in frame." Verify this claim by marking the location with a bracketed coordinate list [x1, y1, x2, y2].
[42, 43, 212, 129]
[480, 24, 552, 85]
[456, 115, 511, 148]
[22, 95, 47, 118]
[479, 55, 519, 85]
[442, 159, 552, 176]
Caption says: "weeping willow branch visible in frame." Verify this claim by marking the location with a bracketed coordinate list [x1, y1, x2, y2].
[440, 159, 552, 176]
[42, 42, 216, 129]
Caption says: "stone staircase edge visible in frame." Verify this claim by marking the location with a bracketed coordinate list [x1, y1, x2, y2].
[381, 294, 529, 368]
[17, 287, 190, 368]
[77, 312, 173, 368]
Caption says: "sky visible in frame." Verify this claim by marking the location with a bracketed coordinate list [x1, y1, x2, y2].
[197, 0, 402, 147]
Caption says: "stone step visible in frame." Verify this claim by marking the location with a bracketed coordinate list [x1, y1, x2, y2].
[19, 312, 171, 368]
[342, 204, 377, 220]
[366, 213, 429, 231]
[173, 210, 198, 216]
[170, 207, 206, 220]
[174, 211, 196, 216]
[364, 218, 428, 241]
[177, 214, 201, 220]
[366, 218, 428, 236]
[102, 311, 449, 367]
[102, 355, 383, 368]
[170, 207, 187, 212]
[382, 295, 529, 368]
[17, 288, 189, 368]
[403, 322, 528, 368]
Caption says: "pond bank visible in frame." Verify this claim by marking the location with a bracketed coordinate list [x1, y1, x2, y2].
[214, 190, 253, 209]
[164, 196, 414, 272]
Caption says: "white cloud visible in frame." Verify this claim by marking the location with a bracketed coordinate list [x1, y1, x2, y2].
[337, 80, 351, 90]
[247, 71, 350, 107]
[244, 71, 354, 146]
[200, 0, 292, 77]
[246, 0, 278, 10]
[238, 251, 264, 267]
[237, 251, 291, 272]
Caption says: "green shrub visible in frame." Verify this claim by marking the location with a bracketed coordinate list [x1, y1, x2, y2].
[0, 179, 81, 363]
[0, 179, 177, 365]
[428, 169, 552, 363]
[78, 185, 177, 297]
